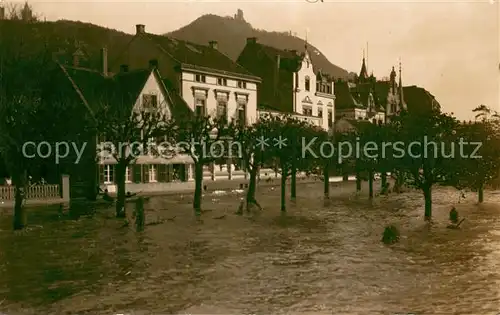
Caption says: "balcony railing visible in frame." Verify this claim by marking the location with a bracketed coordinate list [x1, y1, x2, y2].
[0, 184, 60, 200]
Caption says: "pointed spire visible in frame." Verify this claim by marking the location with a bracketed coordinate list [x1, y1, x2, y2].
[358, 52, 368, 82]
[305, 28, 309, 51]
[366, 42, 369, 74]
[398, 59, 406, 110]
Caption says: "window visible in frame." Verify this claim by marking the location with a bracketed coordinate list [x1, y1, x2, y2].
[327, 85, 331, 94]
[149, 165, 157, 183]
[237, 103, 246, 126]
[316, 82, 320, 92]
[142, 94, 158, 109]
[104, 165, 114, 184]
[305, 76, 310, 91]
[302, 106, 312, 116]
[217, 78, 227, 86]
[195, 74, 206, 83]
[237, 81, 246, 89]
[195, 98, 206, 117]
[328, 110, 333, 128]
[318, 108, 323, 118]
[216, 100, 228, 122]
[125, 166, 132, 183]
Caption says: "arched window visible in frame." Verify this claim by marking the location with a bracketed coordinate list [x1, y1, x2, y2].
[305, 76, 310, 91]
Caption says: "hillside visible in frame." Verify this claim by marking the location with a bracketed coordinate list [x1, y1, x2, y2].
[0, 19, 133, 69]
[166, 13, 352, 80]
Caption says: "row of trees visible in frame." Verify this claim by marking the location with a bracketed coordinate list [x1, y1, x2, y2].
[101, 103, 500, 223]
[1, 47, 499, 229]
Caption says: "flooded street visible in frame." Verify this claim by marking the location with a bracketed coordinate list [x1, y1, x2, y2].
[0, 182, 499, 314]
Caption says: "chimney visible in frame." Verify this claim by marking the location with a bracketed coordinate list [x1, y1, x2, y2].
[120, 64, 129, 73]
[101, 47, 108, 77]
[208, 40, 218, 50]
[149, 59, 158, 69]
[136, 24, 145, 35]
[246, 37, 257, 44]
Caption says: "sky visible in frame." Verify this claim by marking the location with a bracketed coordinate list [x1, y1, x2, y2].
[14, 0, 500, 120]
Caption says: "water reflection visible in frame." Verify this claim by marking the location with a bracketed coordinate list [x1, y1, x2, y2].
[0, 183, 498, 314]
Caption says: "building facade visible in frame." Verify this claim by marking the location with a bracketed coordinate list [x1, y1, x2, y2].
[87, 25, 263, 192]
[335, 58, 406, 125]
[237, 37, 335, 131]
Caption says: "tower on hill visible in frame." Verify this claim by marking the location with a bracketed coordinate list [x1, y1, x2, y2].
[234, 9, 244, 21]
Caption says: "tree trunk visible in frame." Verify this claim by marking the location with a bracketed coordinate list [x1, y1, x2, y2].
[478, 182, 484, 203]
[423, 184, 432, 220]
[393, 171, 402, 193]
[193, 162, 203, 216]
[246, 166, 258, 206]
[342, 173, 349, 181]
[12, 170, 27, 230]
[381, 172, 387, 189]
[323, 161, 330, 199]
[368, 170, 374, 199]
[355, 172, 362, 191]
[280, 164, 287, 213]
[342, 163, 349, 181]
[115, 162, 127, 218]
[290, 162, 296, 201]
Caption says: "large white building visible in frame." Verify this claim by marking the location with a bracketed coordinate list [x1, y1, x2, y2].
[114, 24, 261, 126]
[65, 24, 264, 192]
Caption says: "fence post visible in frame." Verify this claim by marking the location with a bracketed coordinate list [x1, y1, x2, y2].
[62, 174, 70, 202]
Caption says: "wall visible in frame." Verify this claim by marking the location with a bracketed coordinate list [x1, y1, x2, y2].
[293, 51, 335, 131]
[181, 71, 258, 124]
[133, 71, 171, 118]
[336, 108, 385, 123]
[258, 109, 322, 127]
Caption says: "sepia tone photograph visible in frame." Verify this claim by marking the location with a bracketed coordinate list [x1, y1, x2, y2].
[0, 0, 499, 314]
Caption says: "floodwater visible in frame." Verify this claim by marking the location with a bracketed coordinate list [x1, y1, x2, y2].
[0, 182, 499, 315]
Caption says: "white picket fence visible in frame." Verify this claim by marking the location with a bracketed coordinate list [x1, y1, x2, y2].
[0, 184, 60, 200]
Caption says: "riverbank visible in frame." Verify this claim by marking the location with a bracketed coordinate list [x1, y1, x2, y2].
[0, 182, 499, 314]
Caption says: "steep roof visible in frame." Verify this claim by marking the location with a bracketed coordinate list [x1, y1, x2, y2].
[237, 41, 301, 113]
[335, 80, 395, 112]
[111, 30, 260, 85]
[60, 65, 190, 119]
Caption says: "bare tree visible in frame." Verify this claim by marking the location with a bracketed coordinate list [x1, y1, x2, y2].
[95, 95, 173, 218]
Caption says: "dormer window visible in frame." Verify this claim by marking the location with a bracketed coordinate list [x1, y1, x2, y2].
[217, 77, 227, 86]
[305, 76, 310, 92]
[195, 74, 206, 83]
[142, 94, 157, 109]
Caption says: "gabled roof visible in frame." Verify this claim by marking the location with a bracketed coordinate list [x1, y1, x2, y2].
[334, 81, 361, 110]
[60, 65, 190, 119]
[111, 31, 259, 83]
[237, 42, 300, 113]
[334, 80, 395, 112]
